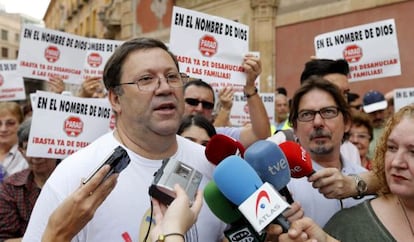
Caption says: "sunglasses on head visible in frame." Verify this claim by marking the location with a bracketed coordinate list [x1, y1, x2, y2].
[185, 98, 215, 110]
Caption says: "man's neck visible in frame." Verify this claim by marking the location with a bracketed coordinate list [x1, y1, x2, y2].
[115, 127, 178, 160]
[312, 153, 342, 170]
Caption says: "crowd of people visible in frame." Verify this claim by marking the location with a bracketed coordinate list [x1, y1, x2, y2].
[0, 35, 411, 242]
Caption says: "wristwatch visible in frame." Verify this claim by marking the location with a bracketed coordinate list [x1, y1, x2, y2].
[349, 174, 367, 199]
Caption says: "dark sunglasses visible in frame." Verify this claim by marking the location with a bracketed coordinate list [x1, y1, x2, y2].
[185, 98, 215, 110]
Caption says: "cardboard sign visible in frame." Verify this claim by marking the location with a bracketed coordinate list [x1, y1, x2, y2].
[169, 6, 249, 89]
[314, 19, 401, 82]
[27, 91, 114, 159]
[394, 87, 414, 112]
[0, 60, 26, 101]
[230, 92, 274, 126]
[18, 24, 123, 85]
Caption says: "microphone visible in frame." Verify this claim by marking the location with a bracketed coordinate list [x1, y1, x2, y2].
[205, 134, 245, 166]
[279, 141, 315, 178]
[243, 140, 294, 204]
[213, 155, 290, 233]
[204, 181, 264, 242]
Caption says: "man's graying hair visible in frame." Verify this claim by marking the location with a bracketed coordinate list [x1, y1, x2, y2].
[103, 38, 180, 95]
[17, 118, 32, 148]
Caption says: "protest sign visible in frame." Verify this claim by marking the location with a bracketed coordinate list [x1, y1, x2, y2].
[394, 87, 414, 112]
[169, 6, 249, 89]
[18, 24, 87, 84]
[27, 91, 114, 159]
[83, 38, 123, 79]
[18, 24, 123, 85]
[0, 60, 26, 101]
[230, 92, 274, 126]
[314, 19, 401, 82]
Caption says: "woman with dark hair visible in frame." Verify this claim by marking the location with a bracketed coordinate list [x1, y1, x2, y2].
[177, 115, 216, 146]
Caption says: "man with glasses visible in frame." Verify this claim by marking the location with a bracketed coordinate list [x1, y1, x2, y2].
[183, 54, 270, 148]
[23, 38, 227, 242]
[286, 76, 371, 227]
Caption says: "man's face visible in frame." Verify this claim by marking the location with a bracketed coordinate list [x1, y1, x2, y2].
[183, 85, 215, 122]
[323, 73, 350, 98]
[367, 109, 387, 128]
[275, 94, 289, 123]
[111, 48, 184, 136]
[294, 89, 350, 158]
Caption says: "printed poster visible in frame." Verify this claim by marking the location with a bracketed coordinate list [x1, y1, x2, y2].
[0, 60, 26, 101]
[27, 91, 115, 159]
[314, 19, 401, 82]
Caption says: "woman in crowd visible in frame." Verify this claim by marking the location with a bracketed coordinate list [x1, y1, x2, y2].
[0, 101, 27, 179]
[177, 114, 216, 146]
[348, 112, 374, 170]
[277, 104, 414, 242]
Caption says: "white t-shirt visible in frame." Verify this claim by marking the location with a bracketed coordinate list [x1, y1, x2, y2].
[23, 132, 225, 242]
[287, 156, 372, 227]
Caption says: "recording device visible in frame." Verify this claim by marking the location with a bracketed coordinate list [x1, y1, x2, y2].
[244, 140, 294, 204]
[149, 158, 203, 205]
[83, 146, 130, 184]
[279, 141, 315, 178]
[204, 181, 265, 242]
[213, 155, 291, 233]
[205, 134, 245, 166]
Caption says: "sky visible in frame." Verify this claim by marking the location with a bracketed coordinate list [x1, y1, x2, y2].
[0, 0, 50, 20]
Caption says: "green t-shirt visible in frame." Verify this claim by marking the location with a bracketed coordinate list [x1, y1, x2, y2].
[324, 200, 396, 242]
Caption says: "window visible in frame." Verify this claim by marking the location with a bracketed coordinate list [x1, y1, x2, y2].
[2, 47, 8, 58]
[15, 33, 19, 42]
[1, 30, 8, 41]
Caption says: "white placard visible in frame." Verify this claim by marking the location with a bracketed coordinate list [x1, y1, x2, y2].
[18, 24, 123, 85]
[230, 92, 274, 126]
[314, 19, 401, 82]
[169, 6, 249, 89]
[394, 87, 414, 112]
[0, 60, 26, 101]
[27, 91, 114, 159]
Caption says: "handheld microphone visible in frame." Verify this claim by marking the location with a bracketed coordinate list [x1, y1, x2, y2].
[213, 155, 290, 233]
[279, 141, 315, 178]
[243, 140, 294, 204]
[205, 134, 245, 166]
[204, 181, 264, 242]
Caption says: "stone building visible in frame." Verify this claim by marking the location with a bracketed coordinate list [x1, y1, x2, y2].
[43, 0, 413, 95]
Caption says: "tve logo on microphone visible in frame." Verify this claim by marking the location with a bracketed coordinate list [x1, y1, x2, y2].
[239, 183, 289, 233]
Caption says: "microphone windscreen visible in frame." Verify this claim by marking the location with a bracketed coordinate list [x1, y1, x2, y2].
[203, 181, 242, 224]
[244, 140, 291, 191]
[205, 134, 245, 166]
[213, 155, 263, 205]
[279, 141, 314, 178]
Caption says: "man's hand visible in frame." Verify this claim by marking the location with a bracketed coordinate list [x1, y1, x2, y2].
[308, 168, 355, 199]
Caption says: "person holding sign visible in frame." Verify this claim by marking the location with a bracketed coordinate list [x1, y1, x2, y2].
[183, 54, 270, 148]
[23, 38, 226, 242]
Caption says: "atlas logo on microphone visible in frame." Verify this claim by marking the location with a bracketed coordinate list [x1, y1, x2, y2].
[239, 183, 289, 232]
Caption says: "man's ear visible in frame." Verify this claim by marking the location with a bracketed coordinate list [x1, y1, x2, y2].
[108, 89, 121, 114]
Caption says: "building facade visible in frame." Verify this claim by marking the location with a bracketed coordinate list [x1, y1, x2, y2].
[43, 0, 412, 96]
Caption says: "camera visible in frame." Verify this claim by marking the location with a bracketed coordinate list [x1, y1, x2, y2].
[149, 158, 203, 205]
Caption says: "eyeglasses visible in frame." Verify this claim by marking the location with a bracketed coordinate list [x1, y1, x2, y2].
[349, 133, 371, 140]
[185, 98, 215, 110]
[297, 106, 340, 122]
[114, 72, 189, 91]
